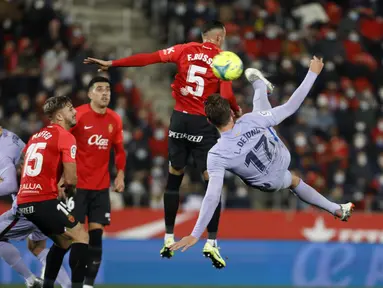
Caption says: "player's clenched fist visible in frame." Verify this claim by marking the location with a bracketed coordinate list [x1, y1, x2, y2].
[309, 56, 324, 75]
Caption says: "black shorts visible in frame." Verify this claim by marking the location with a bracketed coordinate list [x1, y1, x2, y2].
[168, 110, 219, 173]
[18, 199, 78, 236]
[74, 189, 111, 225]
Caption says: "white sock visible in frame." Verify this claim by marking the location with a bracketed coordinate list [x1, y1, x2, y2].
[164, 233, 174, 241]
[37, 248, 71, 288]
[84, 285, 94, 288]
[25, 275, 36, 286]
[207, 239, 217, 247]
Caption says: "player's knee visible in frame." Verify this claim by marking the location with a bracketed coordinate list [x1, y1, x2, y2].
[290, 174, 301, 189]
[169, 166, 184, 175]
[71, 224, 89, 244]
[27, 239, 46, 256]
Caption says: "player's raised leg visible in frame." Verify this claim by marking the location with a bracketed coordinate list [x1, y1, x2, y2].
[245, 68, 274, 112]
[289, 174, 354, 220]
[0, 240, 43, 287]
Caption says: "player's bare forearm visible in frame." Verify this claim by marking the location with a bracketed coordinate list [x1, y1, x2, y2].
[220, 81, 240, 112]
[62, 162, 77, 186]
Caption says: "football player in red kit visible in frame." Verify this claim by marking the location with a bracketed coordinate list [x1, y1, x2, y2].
[70, 76, 126, 288]
[17, 96, 89, 288]
[84, 21, 240, 269]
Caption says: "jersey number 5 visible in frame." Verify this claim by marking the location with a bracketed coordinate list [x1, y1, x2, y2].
[244, 135, 272, 172]
[186, 65, 207, 97]
[23, 142, 47, 177]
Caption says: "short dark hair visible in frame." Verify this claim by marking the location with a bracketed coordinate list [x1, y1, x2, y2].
[43, 96, 72, 119]
[202, 20, 225, 35]
[205, 95, 231, 128]
[87, 76, 110, 92]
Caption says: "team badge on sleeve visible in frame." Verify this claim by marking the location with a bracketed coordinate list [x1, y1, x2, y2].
[258, 111, 272, 117]
[70, 145, 77, 159]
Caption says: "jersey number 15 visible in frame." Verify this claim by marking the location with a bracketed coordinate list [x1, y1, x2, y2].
[23, 143, 47, 177]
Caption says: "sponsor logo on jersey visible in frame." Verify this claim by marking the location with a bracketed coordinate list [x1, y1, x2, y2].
[258, 111, 272, 117]
[67, 214, 75, 223]
[168, 130, 203, 142]
[70, 145, 77, 159]
[88, 134, 109, 149]
[20, 183, 43, 191]
[108, 124, 113, 133]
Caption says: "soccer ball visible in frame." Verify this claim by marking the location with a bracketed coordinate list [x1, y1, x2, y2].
[212, 51, 243, 81]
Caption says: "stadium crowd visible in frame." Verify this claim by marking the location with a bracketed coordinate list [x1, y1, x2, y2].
[1, 0, 383, 212]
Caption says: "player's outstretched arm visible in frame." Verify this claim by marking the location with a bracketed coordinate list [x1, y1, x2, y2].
[220, 81, 242, 117]
[84, 44, 186, 71]
[171, 153, 225, 252]
[254, 56, 323, 128]
[0, 155, 18, 196]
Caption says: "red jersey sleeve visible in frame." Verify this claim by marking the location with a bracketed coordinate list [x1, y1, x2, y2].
[112, 113, 126, 171]
[220, 81, 240, 112]
[158, 44, 185, 63]
[58, 132, 77, 163]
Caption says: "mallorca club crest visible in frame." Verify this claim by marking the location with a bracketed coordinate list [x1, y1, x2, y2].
[108, 124, 113, 133]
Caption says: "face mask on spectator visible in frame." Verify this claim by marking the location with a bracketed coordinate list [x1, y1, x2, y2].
[281, 59, 293, 69]
[346, 88, 356, 98]
[244, 32, 254, 40]
[288, 32, 298, 41]
[123, 131, 132, 144]
[259, 10, 268, 19]
[265, 29, 278, 39]
[354, 135, 366, 149]
[378, 121, 383, 131]
[325, 62, 335, 71]
[348, 32, 360, 42]
[136, 148, 148, 160]
[348, 11, 359, 21]
[295, 135, 307, 147]
[300, 56, 310, 67]
[175, 4, 187, 15]
[379, 175, 383, 185]
[363, 90, 373, 99]
[195, 3, 206, 13]
[334, 172, 345, 184]
[339, 99, 348, 110]
[123, 78, 133, 90]
[154, 129, 165, 140]
[3, 19, 11, 29]
[317, 94, 328, 107]
[42, 76, 55, 90]
[326, 31, 336, 40]
[82, 74, 92, 87]
[35, 0, 45, 10]
[355, 121, 366, 132]
[357, 153, 367, 166]
[151, 167, 163, 178]
[379, 87, 383, 100]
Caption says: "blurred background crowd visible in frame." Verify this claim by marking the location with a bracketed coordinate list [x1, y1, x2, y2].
[1, 0, 383, 212]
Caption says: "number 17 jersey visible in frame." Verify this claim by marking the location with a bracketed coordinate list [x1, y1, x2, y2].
[208, 112, 292, 192]
[17, 124, 77, 205]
